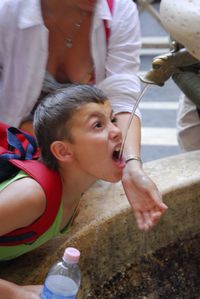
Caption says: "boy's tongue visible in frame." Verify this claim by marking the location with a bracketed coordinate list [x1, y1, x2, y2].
[113, 156, 126, 169]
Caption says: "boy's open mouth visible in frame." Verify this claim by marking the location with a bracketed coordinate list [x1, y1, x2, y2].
[112, 147, 121, 161]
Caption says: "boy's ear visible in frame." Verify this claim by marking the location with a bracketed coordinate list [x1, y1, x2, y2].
[50, 141, 73, 162]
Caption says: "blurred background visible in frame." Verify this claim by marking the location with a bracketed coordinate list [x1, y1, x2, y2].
[136, 0, 181, 162]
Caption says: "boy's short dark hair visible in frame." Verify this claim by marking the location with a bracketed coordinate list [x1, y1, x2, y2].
[33, 84, 107, 170]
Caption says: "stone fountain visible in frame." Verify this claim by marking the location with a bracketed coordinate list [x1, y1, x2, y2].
[160, 0, 200, 61]
[0, 151, 200, 298]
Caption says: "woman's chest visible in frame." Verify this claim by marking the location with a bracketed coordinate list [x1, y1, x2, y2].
[45, 14, 94, 83]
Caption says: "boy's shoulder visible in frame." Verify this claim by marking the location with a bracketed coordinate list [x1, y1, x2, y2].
[0, 122, 63, 245]
[0, 161, 62, 246]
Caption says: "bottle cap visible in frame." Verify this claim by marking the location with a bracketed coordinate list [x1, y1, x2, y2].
[63, 247, 80, 264]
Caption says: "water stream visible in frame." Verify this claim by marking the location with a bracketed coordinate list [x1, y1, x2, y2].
[119, 83, 150, 159]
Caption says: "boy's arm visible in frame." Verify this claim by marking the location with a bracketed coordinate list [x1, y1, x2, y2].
[0, 177, 46, 236]
[118, 113, 168, 230]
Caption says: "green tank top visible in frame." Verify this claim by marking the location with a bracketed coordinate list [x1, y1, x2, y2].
[0, 171, 75, 261]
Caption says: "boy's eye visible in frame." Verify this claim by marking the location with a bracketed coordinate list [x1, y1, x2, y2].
[111, 116, 117, 124]
[94, 121, 102, 128]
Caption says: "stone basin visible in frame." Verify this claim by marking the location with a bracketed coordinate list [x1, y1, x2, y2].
[0, 150, 200, 298]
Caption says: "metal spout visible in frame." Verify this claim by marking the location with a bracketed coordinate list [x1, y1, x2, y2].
[140, 47, 199, 87]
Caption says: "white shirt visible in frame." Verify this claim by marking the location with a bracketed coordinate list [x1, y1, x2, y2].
[0, 0, 141, 126]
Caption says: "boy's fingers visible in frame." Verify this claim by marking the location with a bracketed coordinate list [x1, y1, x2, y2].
[143, 211, 154, 229]
[134, 200, 168, 230]
[135, 211, 153, 231]
[135, 211, 146, 230]
[151, 211, 163, 225]
[158, 202, 168, 211]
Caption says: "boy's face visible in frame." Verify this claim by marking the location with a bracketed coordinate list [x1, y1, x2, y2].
[68, 100, 126, 182]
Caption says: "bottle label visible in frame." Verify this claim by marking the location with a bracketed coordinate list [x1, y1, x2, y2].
[41, 284, 76, 299]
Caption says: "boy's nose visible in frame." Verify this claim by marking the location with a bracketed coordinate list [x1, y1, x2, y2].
[109, 123, 122, 140]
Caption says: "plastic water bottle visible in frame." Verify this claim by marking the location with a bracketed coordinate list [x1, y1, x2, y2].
[40, 247, 81, 299]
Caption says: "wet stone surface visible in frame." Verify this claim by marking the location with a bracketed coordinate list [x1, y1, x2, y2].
[87, 232, 200, 299]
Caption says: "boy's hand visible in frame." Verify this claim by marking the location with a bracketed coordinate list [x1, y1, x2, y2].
[0, 279, 42, 299]
[121, 160, 168, 231]
[22, 285, 43, 298]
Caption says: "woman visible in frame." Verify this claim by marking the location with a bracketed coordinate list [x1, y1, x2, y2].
[0, 0, 165, 230]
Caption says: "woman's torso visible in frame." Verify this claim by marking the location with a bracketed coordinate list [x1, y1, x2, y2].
[0, 0, 141, 126]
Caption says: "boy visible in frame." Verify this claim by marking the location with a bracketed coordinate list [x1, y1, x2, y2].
[0, 84, 126, 261]
[0, 85, 167, 298]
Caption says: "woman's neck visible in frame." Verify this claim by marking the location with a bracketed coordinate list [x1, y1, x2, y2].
[41, 0, 80, 17]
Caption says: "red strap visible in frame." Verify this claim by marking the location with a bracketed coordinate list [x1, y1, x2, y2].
[104, 0, 114, 42]
[0, 121, 40, 159]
